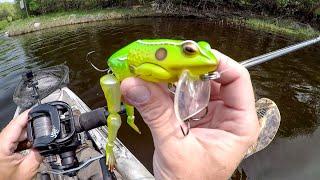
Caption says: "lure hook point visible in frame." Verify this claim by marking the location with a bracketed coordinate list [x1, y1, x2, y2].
[86, 51, 109, 72]
[180, 119, 190, 136]
[179, 106, 209, 136]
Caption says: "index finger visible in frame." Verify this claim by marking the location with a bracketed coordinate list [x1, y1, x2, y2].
[0, 110, 30, 155]
[212, 50, 255, 111]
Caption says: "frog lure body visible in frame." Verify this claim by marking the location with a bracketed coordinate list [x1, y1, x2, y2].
[99, 39, 218, 170]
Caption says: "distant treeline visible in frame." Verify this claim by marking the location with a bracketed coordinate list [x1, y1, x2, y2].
[0, 2, 21, 21]
[1, 0, 319, 20]
[21, 0, 320, 19]
[22, 0, 150, 15]
[155, 0, 320, 20]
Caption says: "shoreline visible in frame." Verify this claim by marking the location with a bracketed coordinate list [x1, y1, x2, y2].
[4, 7, 162, 36]
[3, 6, 320, 39]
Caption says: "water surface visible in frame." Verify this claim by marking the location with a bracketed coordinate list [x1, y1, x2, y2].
[0, 17, 319, 179]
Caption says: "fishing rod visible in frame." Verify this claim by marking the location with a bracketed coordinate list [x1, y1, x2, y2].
[240, 36, 320, 68]
[202, 36, 319, 80]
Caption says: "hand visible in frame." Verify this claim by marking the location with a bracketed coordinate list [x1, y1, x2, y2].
[120, 50, 259, 179]
[0, 110, 43, 180]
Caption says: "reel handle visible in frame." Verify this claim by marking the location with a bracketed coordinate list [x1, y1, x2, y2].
[74, 105, 126, 133]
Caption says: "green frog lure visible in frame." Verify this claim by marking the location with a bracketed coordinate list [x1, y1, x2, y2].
[97, 39, 219, 170]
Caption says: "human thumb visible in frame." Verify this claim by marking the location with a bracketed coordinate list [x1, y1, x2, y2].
[19, 149, 43, 179]
[121, 77, 183, 146]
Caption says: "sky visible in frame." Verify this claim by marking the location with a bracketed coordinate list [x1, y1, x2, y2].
[0, 0, 14, 3]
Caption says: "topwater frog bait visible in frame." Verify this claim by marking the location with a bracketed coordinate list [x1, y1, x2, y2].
[99, 39, 218, 170]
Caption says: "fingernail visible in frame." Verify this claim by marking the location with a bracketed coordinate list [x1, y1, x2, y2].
[125, 85, 150, 104]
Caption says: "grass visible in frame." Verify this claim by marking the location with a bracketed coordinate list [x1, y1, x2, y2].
[243, 18, 320, 39]
[4, 7, 159, 36]
[0, 20, 8, 31]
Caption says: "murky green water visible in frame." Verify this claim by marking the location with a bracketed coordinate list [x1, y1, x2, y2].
[0, 17, 319, 178]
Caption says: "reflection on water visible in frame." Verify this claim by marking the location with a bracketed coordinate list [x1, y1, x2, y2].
[0, 17, 319, 178]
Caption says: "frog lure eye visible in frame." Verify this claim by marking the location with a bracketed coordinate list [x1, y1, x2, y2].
[182, 41, 199, 55]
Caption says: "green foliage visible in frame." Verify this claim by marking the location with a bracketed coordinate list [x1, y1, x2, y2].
[274, 0, 318, 13]
[276, 0, 291, 7]
[0, 19, 8, 30]
[245, 0, 319, 16]
[15, 0, 320, 19]
[315, 8, 320, 15]
[28, 0, 40, 12]
[22, 0, 148, 15]
[161, 0, 319, 16]
[0, 2, 21, 21]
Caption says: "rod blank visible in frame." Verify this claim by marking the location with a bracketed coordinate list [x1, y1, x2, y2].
[240, 36, 320, 68]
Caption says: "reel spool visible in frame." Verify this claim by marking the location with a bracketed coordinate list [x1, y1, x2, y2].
[27, 101, 80, 176]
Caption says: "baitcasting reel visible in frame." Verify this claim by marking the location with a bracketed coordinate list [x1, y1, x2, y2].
[26, 101, 125, 177]
[27, 101, 80, 176]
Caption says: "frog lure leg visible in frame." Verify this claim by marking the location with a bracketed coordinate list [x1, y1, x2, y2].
[100, 74, 141, 170]
[100, 74, 121, 170]
[125, 104, 141, 134]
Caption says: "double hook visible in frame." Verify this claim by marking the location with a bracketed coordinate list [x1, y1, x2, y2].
[179, 71, 220, 136]
[179, 106, 209, 136]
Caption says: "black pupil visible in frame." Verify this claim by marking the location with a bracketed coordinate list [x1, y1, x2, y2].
[185, 46, 195, 53]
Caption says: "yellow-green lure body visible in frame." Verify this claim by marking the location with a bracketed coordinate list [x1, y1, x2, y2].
[100, 39, 218, 170]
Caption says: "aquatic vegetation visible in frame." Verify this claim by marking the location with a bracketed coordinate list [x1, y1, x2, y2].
[244, 18, 320, 39]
